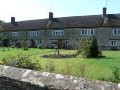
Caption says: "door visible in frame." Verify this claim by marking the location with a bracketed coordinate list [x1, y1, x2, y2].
[58, 39, 63, 49]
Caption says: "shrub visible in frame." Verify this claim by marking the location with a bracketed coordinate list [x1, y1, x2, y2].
[111, 67, 120, 83]
[75, 37, 91, 57]
[75, 36, 102, 58]
[90, 35, 99, 57]
[15, 40, 21, 48]
[2, 54, 41, 70]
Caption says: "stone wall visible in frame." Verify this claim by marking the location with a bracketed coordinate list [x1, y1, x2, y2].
[0, 65, 119, 90]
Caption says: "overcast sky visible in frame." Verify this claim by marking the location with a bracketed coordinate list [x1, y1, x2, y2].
[0, 0, 119, 22]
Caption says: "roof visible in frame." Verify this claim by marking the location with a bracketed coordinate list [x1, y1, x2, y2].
[1, 14, 120, 31]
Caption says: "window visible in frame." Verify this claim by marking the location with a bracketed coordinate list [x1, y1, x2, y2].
[30, 31, 39, 36]
[113, 28, 120, 35]
[51, 40, 57, 45]
[110, 40, 117, 46]
[12, 32, 19, 36]
[64, 40, 69, 45]
[81, 29, 94, 35]
[27, 40, 31, 45]
[35, 40, 41, 45]
[52, 30, 64, 36]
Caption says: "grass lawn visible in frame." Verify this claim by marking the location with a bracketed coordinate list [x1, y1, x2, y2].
[0, 47, 120, 82]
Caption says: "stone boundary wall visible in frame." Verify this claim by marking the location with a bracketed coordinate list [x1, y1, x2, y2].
[0, 65, 120, 90]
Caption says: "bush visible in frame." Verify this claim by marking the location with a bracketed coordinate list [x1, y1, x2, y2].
[2, 54, 41, 70]
[99, 67, 120, 83]
[75, 37, 91, 57]
[75, 36, 102, 58]
[111, 67, 120, 83]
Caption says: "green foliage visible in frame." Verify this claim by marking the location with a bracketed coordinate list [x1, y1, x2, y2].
[75, 37, 91, 57]
[1, 48, 120, 83]
[98, 67, 120, 83]
[75, 36, 102, 58]
[15, 40, 28, 50]
[0, 34, 9, 47]
[90, 35, 99, 57]
[2, 54, 41, 70]
[111, 67, 120, 83]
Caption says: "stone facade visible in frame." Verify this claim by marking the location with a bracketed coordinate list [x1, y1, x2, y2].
[0, 65, 119, 90]
[1, 27, 120, 50]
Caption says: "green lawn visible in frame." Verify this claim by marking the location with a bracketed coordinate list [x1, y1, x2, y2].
[0, 47, 120, 82]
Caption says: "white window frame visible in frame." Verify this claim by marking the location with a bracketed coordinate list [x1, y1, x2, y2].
[110, 40, 117, 46]
[35, 40, 41, 45]
[113, 29, 120, 35]
[30, 31, 39, 36]
[52, 30, 64, 36]
[12, 32, 19, 36]
[51, 40, 57, 45]
[81, 29, 94, 35]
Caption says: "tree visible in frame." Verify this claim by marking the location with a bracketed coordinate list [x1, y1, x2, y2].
[0, 34, 8, 47]
[75, 37, 91, 57]
[75, 36, 102, 58]
[90, 35, 99, 57]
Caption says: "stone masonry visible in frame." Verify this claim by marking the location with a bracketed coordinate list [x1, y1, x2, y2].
[0, 65, 120, 90]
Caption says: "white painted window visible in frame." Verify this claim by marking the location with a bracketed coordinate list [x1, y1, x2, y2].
[81, 29, 94, 35]
[30, 31, 39, 36]
[35, 40, 41, 45]
[51, 40, 57, 45]
[27, 40, 31, 45]
[110, 40, 117, 46]
[52, 30, 64, 36]
[12, 32, 19, 36]
[113, 29, 120, 35]
[64, 40, 69, 45]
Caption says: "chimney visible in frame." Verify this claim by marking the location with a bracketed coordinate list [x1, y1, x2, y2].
[103, 7, 107, 17]
[49, 12, 53, 21]
[11, 17, 16, 25]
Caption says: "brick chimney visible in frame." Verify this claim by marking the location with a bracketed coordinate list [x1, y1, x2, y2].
[49, 12, 53, 21]
[11, 17, 16, 25]
[103, 7, 107, 17]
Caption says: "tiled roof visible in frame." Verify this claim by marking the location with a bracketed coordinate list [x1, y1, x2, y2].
[1, 14, 120, 31]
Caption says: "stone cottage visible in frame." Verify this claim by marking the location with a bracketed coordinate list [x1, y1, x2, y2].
[1, 7, 120, 50]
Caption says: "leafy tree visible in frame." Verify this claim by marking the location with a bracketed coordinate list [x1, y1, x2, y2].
[0, 34, 9, 47]
[75, 37, 91, 57]
[75, 36, 102, 58]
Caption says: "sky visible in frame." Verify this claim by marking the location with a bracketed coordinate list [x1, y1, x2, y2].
[0, 0, 119, 22]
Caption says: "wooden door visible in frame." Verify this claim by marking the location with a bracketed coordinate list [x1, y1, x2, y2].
[58, 39, 63, 49]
